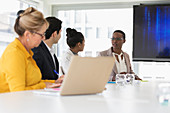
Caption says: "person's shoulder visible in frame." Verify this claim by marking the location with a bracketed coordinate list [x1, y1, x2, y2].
[98, 48, 111, 56]
[63, 49, 73, 56]
[122, 51, 130, 58]
[32, 46, 40, 52]
[122, 51, 129, 56]
[5, 41, 24, 57]
[2, 45, 25, 62]
[61, 49, 73, 61]
[32, 42, 44, 54]
[100, 49, 108, 53]
[32, 46, 45, 61]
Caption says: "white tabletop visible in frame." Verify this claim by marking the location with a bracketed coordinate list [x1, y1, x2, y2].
[0, 81, 170, 113]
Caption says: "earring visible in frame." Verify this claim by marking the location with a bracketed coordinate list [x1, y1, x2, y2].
[27, 38, 29, 42]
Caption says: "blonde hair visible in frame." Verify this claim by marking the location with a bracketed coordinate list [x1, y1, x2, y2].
[14, 7, 49, 36]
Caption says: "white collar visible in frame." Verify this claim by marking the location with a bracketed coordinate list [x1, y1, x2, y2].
[112, 52, 123, 56]
[44, 41, 54, 54]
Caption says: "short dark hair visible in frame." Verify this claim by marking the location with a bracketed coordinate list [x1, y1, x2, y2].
[113, 30, 126, 40]
[45, 17, 62, 39]
[66, 28, 84, 48]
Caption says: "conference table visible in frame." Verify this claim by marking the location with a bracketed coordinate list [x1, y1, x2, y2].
[0, 81, 169, 113]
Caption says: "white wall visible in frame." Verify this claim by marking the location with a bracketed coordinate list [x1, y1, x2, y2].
[43, 0, 170, 16]
[41, 0, 52, 17]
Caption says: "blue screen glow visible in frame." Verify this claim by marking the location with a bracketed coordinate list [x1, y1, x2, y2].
[133, 5, 170, 61]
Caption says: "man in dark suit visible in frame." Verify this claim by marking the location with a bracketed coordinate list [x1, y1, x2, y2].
[32, 17, 63, 82]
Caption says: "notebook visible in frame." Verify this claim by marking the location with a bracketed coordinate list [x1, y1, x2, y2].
[60, 56, 115, 96]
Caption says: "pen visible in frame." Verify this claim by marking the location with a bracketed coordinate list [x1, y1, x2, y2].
[54, 70, 59, 75]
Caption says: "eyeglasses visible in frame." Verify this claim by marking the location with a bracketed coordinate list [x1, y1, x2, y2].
[111, 37, 124, 41]
[30, 31, 46, 38]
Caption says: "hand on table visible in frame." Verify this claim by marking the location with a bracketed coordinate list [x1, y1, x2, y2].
[135, 75, 142, 80]
[44, 82, 61, 88]
[55, 75, 65, 84]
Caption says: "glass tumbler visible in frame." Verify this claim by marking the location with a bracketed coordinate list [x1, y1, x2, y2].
[116, 74, 126, 86]
[125, 74, 135, 85]
[157, 82, 170, 105]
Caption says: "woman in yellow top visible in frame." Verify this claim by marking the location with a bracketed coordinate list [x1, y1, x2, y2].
[0, 7, 60, 93]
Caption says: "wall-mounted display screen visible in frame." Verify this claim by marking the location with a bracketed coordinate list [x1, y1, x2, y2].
[133, 4, 170, 62]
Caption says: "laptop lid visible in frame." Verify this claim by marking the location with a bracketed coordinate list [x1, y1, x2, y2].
[60, 56, 115, 96]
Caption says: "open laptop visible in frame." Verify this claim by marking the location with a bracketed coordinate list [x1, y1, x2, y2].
[59, 56, 115, 96]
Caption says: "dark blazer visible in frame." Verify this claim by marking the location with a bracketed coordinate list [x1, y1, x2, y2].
[32, 41, 59, 80]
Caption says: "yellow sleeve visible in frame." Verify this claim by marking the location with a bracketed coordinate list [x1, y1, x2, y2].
[24, 81, 46, 90]
[42, 80, 55, 83]
[24, 80, 55, 90]
[3, 51, 46, 92]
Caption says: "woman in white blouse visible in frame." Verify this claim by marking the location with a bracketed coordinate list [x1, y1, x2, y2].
[61, 28, 85, 74]
[98, 30, 142, 81]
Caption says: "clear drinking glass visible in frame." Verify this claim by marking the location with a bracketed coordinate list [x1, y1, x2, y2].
[125, 74, 135, 85]
[116, 74, 126, 86]
[157, 82, 170, 105]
